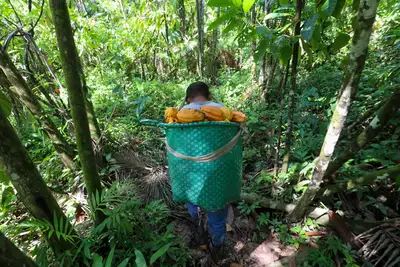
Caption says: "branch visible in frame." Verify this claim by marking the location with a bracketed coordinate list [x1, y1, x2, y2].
[29, 0, 45, 33]
[324, 88, 400, 179]
[6, 0, 23, 28]
[323, 164, 400, 196]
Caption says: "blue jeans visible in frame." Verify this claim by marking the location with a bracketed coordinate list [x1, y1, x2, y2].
[187, 204, 228, 247]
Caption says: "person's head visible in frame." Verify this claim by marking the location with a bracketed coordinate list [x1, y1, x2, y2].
[185, 82, 211, 103]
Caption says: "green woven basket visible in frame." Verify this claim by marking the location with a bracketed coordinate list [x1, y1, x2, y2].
[161, 121, 243, 211]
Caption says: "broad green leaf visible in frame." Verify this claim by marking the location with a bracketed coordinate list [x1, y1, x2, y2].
[256, 26, 272, 39]
[92, 254, 103, 267]
[279, 0, 289, 5]
[232, 0, 242, 8]
[332, 0, 346, 18]
[279, 45, 292, 65]
[301, 14, 318, 41]
[135, 249, 147, 267]
[352, 0, 360, 11]
[0, 169, 10, 183]
[150, 243, 172, 264]
[265, 13, 291, 20]
[116, 258, 130, 267]
[208, 0, 232, 7]
[0, 91, 11, 118]
[255, 39, 269, 62]
[209, 10, 236, 30]
[84, 242, 92, 260]
[223, 19, 240, 34]
[105, 244, 116, 267]
[242, 0, 256, 13]
[301, 39, 313, 65]
[332, 33, 351, 53]
[320, 0, 337, 18]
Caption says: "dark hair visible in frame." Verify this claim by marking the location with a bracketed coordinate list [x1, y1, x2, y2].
[186, 82, 210, 99]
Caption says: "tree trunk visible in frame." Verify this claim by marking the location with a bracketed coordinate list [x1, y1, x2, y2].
[281, 0, 304, 173]
[50, 0, 104, 224]
[274, 63, 290, 176]
[288, 0, 380, 221]
[324, 87, 400, 179]
[77, 58, 102, 143]
[0, 70, 22, 127]
[0, 232, 37, 267]
[0, 111, 75, 253]
[178, 0, 186, 39]
[196, 0, 205, 77]
[209, 8, 220, 85]
[251, 6, 257, 84]
[0, 50, 76, 170]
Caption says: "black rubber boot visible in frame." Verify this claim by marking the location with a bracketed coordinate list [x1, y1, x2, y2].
[210, 243, 224, 263]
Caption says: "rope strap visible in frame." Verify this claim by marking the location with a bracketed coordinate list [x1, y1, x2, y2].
[166, 131, 241, 162]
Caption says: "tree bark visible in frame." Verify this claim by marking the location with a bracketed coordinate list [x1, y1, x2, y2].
[281, 0, 304, 173]
[0, 232, 37, 267]
[0, 111, 75, 253]
[49, 0, 104, 224]
[0, 50, 76, 170]
[324, 87, 400, 179]
[288, 0, 380, 221]
[274, 63, 290, 176]
[209, 8, 220, 85]
[0, 70, 21, 127]
[251, 6, 257, 84]
[178, 0, 186, 39]
[196, 0, 205, 77]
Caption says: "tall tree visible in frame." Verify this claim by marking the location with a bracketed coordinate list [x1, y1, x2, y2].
[196, 0, 205, 77]
[178, 0, 187, 39]
[49, 0, 104, 224]
[281, 0, 304, 173]
[289, 0, 380, 221]
[0, 110, 75, 253]
[0, 50, 76, 170]
[209, 8, 220, 84]
[0, 232, 37, 267]
[250, 6, 257, 84]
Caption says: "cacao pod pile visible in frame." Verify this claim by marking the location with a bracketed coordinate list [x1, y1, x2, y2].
[163, 106, 246, 124]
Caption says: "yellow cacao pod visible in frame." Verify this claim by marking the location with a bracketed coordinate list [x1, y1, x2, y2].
[164, 107, 178, 121]
[166, 117, 179, 124]
[200, 106, 226, 121]
[177, 108, 205, 123]
[231, 111, 247, 123]
[220, 106, 233, 121]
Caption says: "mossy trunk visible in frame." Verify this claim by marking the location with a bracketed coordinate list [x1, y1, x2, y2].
[288, 0, 380, 221]
[274, 63, 290, 176]
[178, 0, 186, 39]
[0, 49, 76, 170]
[324, 87, 399, 179]
[196, 0, 205, 77]
[0, 232, 37, 267]
[209, 8, 220, 85]
[282, 0, 303, 173]
[251, 6, 257, 85]
[49, 0, 104, 224]
[0, 111, 75, 253]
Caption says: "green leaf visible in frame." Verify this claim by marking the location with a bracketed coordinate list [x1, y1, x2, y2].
[116, 258, 130, 267]
[242, 0, 256, 13]
[0, 169, 10, 183]
[92, 253, 103, 267]
[0, 91, 11, 118]
[301, 14, 318, 41]
[255, 40, 269, 62]
[223, 19, 240, 34]
[135, 249, 147, 267]
[150, 243, 172, 264]
[209, 10, 236, 30]
[279, 45, 292, 65]
[279, 0, 289, 5]
[256, 26, 272, 39]
[301, 39, 313, 65]
[265, 12, 291, 20]
[232, 0, 242, 8]
[208, 0, 232, 7]
[84, 242, 92, 260]
[332, 33, 351, 53]
[105, 244, 116, 267]
[332, 0, 346, 18]
[320, 0, 337, 18]
[352, 0, 360, 11]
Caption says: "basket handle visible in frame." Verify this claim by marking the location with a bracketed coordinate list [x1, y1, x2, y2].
[140, 119, 160, 127]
